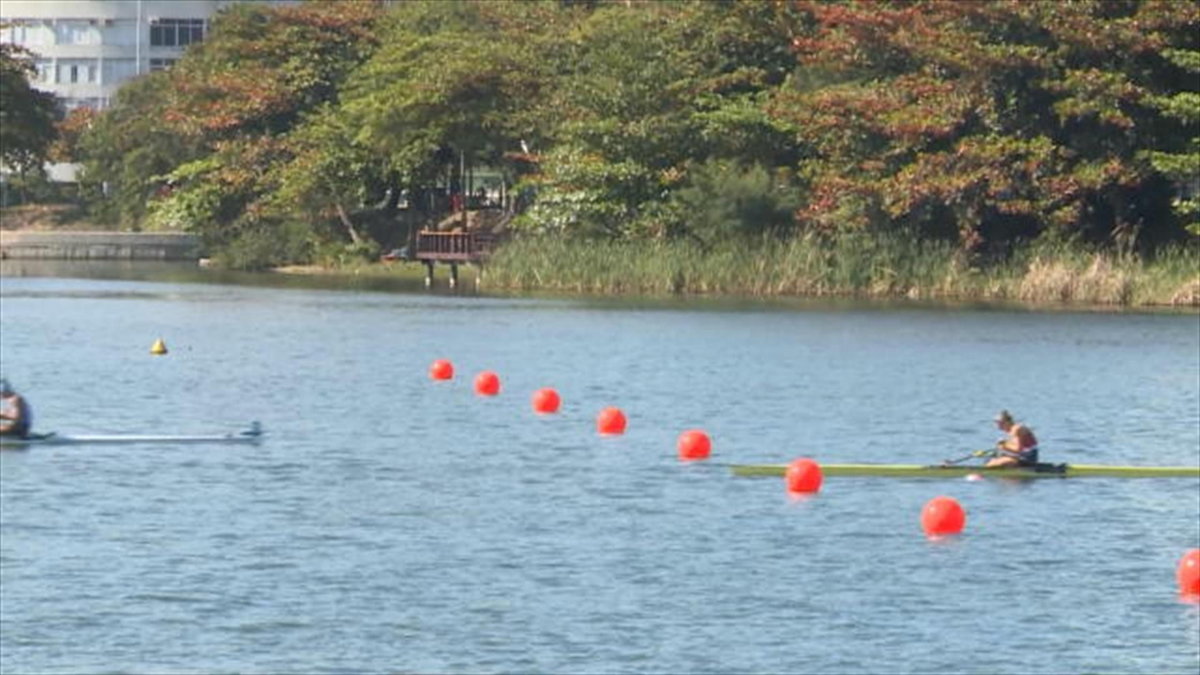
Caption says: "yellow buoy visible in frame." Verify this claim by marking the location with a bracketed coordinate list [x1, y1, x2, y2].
[150, 338, 168, 355]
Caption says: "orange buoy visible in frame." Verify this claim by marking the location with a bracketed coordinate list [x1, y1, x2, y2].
[677, 429, 711, 461]
[596, 407, 627, 435]
[921, 496, 966, 537]
[532, 387, 561, 414]
[1178, 549, 1200, 597]
[785, 458, 823, 493]
[429, 359, 454, 381]
[474, 370, 500, 396]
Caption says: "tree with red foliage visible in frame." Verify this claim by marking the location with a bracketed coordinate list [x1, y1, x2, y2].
[776, 0, 1199, 254]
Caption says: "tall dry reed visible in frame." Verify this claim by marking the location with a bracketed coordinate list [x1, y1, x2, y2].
[483, 235, 1199, 307]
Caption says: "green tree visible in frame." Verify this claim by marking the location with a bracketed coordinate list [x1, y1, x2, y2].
[262, 103, 382, 250]
[0, 41, 58, 184]
[343, 1, 568, 203]
[81, 1, 384, 261]
[150, 0, 384, 259]
[774, 0, 1200, 254]
[77, 73, 197, 225]
[666, 160, 801, 247]
[1143, 47, 1200, 236]
[520, 1, 804, 240]
[161, 1, 381, 140]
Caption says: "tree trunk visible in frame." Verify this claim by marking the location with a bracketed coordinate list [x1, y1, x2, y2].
[334, 202, 363, 245]
[383, 173, 401, 215]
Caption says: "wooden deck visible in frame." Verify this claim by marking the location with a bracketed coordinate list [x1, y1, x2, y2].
[412, 230, 503, 287]
[415, 231, 500, 263]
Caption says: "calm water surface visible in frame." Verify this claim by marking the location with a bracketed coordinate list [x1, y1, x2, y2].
[1, 264, 1198, 674]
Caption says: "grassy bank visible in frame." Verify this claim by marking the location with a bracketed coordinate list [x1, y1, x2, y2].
[483, 234, 1200, 307]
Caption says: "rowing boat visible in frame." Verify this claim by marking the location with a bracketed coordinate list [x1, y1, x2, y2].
[730, 462, 1200, 479]
[0, 422, 264, 449]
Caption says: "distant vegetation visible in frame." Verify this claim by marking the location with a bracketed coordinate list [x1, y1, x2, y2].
[0, 40, 58, 202]
[5, 1, 1198, 304]
[486, 236, 1200, 306]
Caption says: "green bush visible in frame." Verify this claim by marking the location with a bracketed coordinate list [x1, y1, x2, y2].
[210, 221, 314, 270]
[665, 161, 802, 246]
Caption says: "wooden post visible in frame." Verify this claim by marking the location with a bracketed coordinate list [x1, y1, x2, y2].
[424, 260, 434, 288]
[460, 150, 468, 230]
[449, 263, 458, 289]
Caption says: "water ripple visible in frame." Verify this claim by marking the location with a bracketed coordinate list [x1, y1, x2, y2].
[2, 280, 1198, 674]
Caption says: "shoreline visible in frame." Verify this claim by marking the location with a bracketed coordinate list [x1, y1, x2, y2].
[5, 209, 1196, 310]
[264, 259, 1200, 313]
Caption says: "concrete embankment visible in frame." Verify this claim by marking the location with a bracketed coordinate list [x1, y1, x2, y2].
[0, 231, 200, 260]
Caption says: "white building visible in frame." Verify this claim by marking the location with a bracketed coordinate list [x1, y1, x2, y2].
[0, 1, 295, 183]
[0, 1, 295, 112]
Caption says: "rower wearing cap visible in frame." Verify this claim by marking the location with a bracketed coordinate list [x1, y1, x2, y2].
[0, 379, 32, 439]
[986, 409, 1038, 468]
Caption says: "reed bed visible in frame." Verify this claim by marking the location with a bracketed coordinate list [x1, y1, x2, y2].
[484, 234, 1200, 307]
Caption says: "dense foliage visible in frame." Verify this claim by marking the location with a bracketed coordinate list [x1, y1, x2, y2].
[77, 1, 382, 262]
[779, 0, 1200, 253]
[73, 0, 1199, 269]
[0, 41, 58, 188]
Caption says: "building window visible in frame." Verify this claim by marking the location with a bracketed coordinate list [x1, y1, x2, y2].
[107, 21, 138, 47]
[36, 60, 54, 84]
[3, 20, 54, 46]
[56, 20, 101, 46]
[104, 59, 138, 84]
[149, 58, 177, 72]
[149, 18, 205, 47]
[58, 61, 97, 84]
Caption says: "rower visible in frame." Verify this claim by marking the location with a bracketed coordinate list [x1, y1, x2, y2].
[0, 379, 32, 439]
[986, 409, 1038, 468]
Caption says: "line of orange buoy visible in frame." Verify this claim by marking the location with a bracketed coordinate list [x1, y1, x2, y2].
[424, 359, 639, 438]
[428, 358, 1194, 592]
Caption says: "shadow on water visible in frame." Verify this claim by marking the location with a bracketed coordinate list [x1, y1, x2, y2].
[0, 259, 941, 311]
[0, 259, 440, 295]
[3, 258, 1194, 317]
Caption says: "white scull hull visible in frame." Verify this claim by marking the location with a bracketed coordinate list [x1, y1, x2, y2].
[1, 423, 263, 448]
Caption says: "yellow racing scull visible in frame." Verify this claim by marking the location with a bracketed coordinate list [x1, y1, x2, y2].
[730, 462, 1200, 479]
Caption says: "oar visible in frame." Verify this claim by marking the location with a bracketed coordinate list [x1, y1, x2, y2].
[941, 449, 994, 466]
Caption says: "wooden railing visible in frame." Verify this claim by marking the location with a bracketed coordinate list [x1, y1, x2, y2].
[415, 231, 501, 263]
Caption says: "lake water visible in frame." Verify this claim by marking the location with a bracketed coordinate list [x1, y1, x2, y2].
[2, 263, 1198, 674]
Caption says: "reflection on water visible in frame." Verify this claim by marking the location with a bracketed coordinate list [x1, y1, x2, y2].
[5, 258, 1197, 317]
[0, 259, 436, 295]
